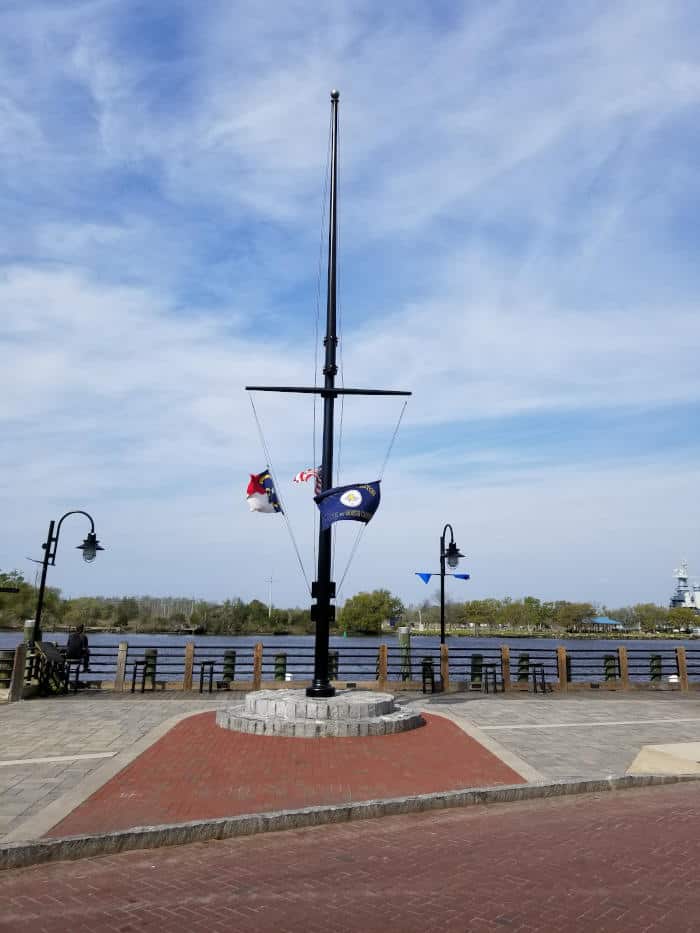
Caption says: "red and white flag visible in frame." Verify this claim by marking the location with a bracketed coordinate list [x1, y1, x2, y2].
[293, 467, 322, 495]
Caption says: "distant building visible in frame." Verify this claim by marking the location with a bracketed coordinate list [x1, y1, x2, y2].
[588, 615, 624, 632]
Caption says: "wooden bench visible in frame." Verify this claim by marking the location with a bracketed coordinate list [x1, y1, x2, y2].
[34, 644, 103, 694]
[34, 642, 73, 695]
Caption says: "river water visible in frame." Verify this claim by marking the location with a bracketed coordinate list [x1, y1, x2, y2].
[1, 631, 697, 652]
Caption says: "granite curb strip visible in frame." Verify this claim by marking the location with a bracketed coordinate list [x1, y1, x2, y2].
[2, 773, 698, 872]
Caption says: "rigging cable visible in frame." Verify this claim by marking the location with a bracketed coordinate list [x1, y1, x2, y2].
[378, 399, 408, 481]
[248, 392, 312, 594]
[336, 399, 409, 598]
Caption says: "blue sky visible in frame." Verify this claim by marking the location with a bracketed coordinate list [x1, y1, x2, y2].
[2, 0, 700, 610]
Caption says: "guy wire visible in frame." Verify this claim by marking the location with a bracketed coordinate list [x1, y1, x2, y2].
[248, 392, 311, 593]
[336, 399, 409, 597]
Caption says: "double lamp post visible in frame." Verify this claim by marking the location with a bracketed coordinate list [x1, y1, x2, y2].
[31, 510, 104, 646]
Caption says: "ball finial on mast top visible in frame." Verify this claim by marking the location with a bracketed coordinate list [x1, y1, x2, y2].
[330, 89, 339, 100]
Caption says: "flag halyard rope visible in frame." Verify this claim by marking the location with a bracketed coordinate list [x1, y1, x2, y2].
[248, 392, 312, 594]
[336, 398, 409, 597]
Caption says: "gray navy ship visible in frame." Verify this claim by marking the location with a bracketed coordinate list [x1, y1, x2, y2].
[670, 561, 700, 613]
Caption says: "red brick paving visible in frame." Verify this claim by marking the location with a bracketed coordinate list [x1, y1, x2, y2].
[3, 782, 699, 932]
[47, 712, 524, 838]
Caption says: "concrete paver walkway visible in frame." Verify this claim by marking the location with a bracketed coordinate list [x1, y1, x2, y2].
[1, 780, 698, 932]
[0, 695, 234, 840]
[420, 691, 700, 780]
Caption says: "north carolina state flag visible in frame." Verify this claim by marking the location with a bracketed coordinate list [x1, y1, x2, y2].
[246, 469, 283, 514]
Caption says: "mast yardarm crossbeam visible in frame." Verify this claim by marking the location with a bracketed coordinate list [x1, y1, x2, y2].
[246, 386, 411, 397]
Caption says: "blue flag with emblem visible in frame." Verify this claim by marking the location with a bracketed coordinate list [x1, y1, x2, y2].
[314, 481, 381, 530]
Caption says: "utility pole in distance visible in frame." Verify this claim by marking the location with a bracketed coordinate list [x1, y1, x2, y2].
[265, 575, 273, 619]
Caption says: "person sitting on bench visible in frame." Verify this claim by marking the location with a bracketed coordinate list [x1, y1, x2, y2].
[66, 624, 90, 672]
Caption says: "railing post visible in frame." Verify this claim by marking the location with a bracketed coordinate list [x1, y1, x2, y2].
[223, 649, 236, 685]
[377, 644, 388, 690]
[557, 647, 568, 692]
[144, 648, 158, 690]
[516, 652, 530, 686]
[114, 641, 128, 692]
[274, 652, 287, 681]
[0, 649, 14, 693]
[676, 646, 689, 692]
[440, 643, 449, 692]
[253, 642, 263, 690]
[8, 644, 27, 703]
[183, 641, 195, 691]
[501, 645, 511, 692]
[618, 646, 630, 690]
[603, 653, 617, 683]
[328, 649, 339, 681]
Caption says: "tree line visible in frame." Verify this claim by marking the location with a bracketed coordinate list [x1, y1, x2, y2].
[0, 571, 313, 635]
[1, 570, 696, 637]
[324, 590, 698, 635]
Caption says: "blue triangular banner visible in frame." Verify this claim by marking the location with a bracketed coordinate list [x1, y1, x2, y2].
[415, 573, 432, 584]
[452, 573, 470, 580]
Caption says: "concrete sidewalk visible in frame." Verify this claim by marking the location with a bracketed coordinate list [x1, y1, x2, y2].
[0, 694, 237, 842]
[2, 690, 700, 861]
[418, 689, 700, 780]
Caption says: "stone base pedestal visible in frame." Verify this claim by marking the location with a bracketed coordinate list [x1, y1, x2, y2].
[216, 689, 424, 738]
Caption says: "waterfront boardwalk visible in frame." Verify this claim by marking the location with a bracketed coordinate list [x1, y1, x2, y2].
[1, 690, 700, 930]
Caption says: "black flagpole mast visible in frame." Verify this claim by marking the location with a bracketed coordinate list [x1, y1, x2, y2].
[309, 88, 340, 697]
[246, 89, 411, 699]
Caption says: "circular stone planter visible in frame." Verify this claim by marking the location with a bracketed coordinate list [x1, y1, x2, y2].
[216, 689, 424, 738]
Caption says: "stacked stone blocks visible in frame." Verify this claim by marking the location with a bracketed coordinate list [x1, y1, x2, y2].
[216, 689, 424, 738]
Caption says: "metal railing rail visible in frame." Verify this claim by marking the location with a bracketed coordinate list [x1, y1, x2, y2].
[11, 638, 700, 697]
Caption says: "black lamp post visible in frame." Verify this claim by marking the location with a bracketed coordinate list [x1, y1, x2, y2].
[31, 511, 104, 646]
[439, 524, 464, 645]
